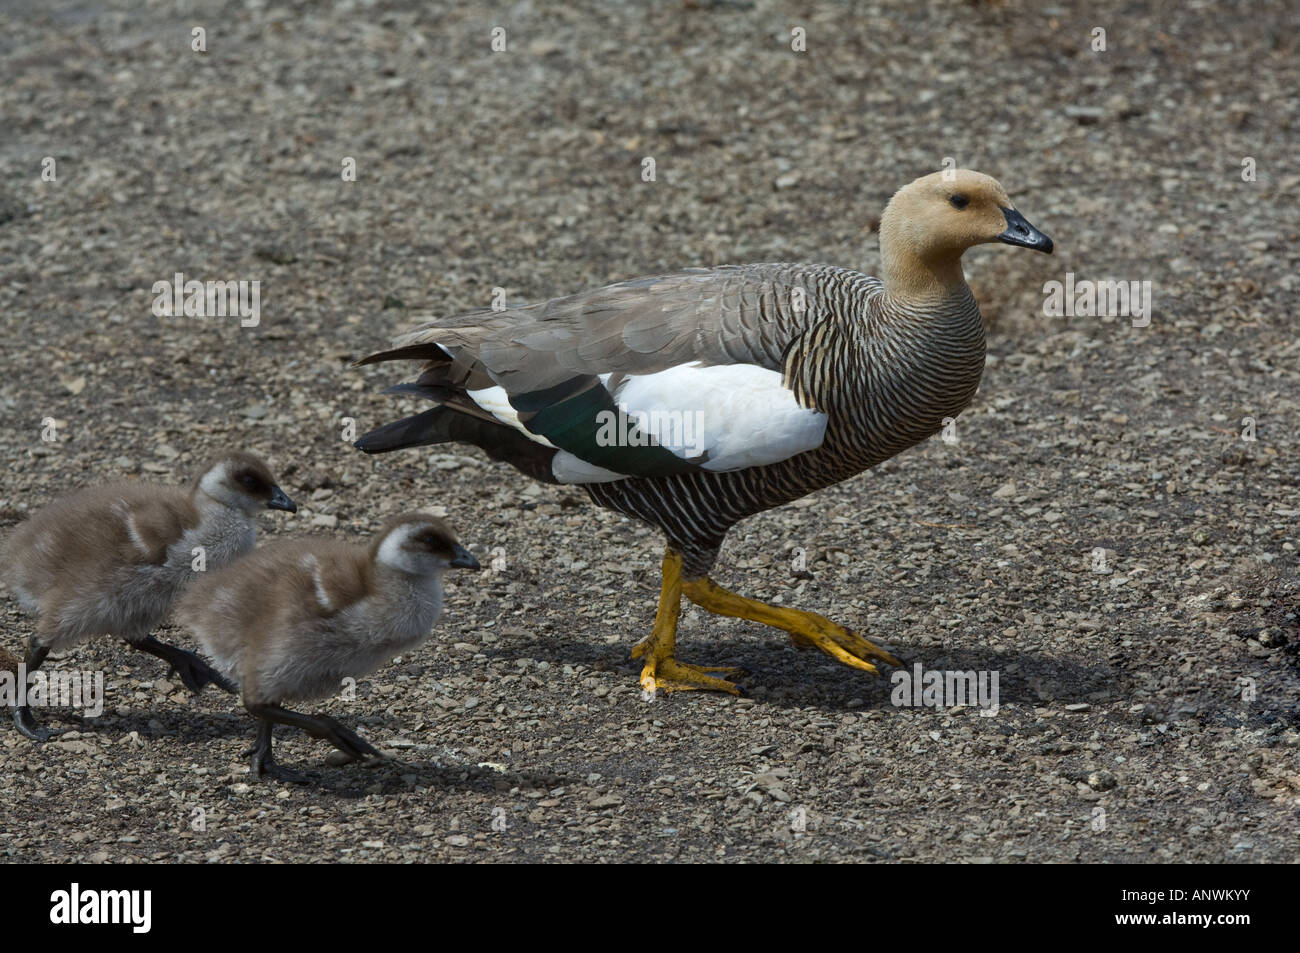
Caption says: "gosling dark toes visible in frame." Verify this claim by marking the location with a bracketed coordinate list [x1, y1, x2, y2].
[13, 706, 58, 742]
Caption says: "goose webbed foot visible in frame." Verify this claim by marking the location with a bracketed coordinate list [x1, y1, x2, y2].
[246, 702, 384, 776]
[13, 705, 58, 742]
[12, 642, 59, 740]
[321, 719, 384, 763]
[243, 720, 311, 783]
[632, 550, 746, 696]
[134, 636, 236, 694]
[682, 576, 903, 674]
[635, 653, 747, 695]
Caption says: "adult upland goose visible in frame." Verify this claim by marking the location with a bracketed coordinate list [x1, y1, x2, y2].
[1, 452, 296, 738]
[356, 170, 1052, 694]
[178, 512, 479, 781]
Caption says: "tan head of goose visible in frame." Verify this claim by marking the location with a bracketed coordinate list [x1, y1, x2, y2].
[354, 169, 1052, 696]
[177, 512, 479, 782]
[879, 170, 1052, 299]
[0, 451, 296, 740]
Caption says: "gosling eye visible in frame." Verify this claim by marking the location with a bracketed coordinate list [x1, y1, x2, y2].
[238, 473, 261, 490]
[949, 194, 969, 210]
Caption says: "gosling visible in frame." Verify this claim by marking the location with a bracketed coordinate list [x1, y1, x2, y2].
[177, 512, 480, 781]
[0, 451, 296, 740]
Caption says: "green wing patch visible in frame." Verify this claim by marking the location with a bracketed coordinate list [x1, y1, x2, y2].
[511, 376, 699, 478]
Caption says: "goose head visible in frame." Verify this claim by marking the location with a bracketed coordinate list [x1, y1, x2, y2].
[373, 512, 480, 577]
[196, 451, 297, 515]
[879, 169, 1052, 299]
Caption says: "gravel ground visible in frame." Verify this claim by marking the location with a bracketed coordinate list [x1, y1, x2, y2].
[0, 0, 1297, 863]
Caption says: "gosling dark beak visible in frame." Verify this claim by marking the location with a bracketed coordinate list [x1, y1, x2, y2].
[997, 207, 1053, 254]
[266, 485, 297, 512]
[450, 544, 481, 571]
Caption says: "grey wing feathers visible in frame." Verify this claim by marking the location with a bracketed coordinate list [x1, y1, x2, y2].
[364, 264, 829, 392]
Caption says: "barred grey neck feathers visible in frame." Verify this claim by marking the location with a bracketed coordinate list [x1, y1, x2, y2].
[587, 266, 985, 576]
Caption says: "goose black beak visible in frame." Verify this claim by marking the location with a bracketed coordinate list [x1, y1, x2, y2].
[997, 207, 1053, 254]
[267, 486, 297, 512]
[450, 545, 481, 571]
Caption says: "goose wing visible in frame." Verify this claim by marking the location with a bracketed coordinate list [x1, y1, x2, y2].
[359, 264, 857, 482]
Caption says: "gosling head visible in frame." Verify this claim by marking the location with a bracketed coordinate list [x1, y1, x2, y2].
[879, 170, 1052, 294]
[373, 512, 480, 577]
[195, 452, 297, 515]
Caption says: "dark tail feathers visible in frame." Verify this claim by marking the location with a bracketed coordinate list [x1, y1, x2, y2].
[354, 407, 450, 454]
[355, 407, 560, 484]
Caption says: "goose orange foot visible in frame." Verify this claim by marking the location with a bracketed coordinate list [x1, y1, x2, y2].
[680, 576, 903, 675]
[633, 651, 746, 695]
[632, 549, 901, 695]
[631, 551, 745, 695]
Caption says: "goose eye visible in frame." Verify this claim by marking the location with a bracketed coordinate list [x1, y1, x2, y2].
[239, 473, 260, 490]
[949, 194, 969, 210]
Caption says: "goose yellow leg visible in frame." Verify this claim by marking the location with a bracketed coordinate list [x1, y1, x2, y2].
[630, 551, 745, 695]
[681, 577, 902, 675]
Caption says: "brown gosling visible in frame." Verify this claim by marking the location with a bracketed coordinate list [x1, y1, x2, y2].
[0, 451, 296, 740]
[177, 512, 480, 782]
